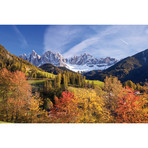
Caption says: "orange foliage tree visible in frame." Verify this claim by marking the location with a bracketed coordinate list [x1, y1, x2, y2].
[115, 87, 148, 123]
[0, 68, 44, 123]
[49, 89, 112, 123]
[49, 91, 79, 123]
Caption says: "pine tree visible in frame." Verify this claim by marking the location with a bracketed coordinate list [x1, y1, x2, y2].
[78, 75, 81, 87]
[57, 73, 61, 88]
[71, 74, 75, 85]
[54, 77, 57, 88]
[0, 61, 3, 69]
[83, 76, 86, 87]
[91, 81, 95, 89]
[63, 74, 68, 88]
[67, 72, 70, 84]
[49, 81, 53, 88]
[87, 81, 90, 88]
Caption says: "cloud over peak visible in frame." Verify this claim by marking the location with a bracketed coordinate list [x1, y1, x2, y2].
[44, 25, 148, 59]
[13, 25, 28, 48]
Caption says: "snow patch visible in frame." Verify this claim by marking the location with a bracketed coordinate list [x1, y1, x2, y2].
[66, 63, 112, 72]
[20, 50, 118, 72]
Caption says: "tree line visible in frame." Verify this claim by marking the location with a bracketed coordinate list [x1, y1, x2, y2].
[39, 71, 95, 110]
[0, 58, 54, 79]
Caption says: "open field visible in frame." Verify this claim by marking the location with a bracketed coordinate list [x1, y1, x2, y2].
[68, 86, 96, 95]
[28, 78, 104, 89]
[28, 79, 49, 90]
[28, 79, 48, 85]
[86, 80, 104, 88]
[0, 121, 10, 123]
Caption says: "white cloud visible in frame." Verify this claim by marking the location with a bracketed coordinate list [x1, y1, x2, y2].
[63, 26, 126, 57]
[44, 25, 93, 53]
[145, 29, 148, 34]
[63, 36, 101, 58]
[44, 25, 148, 59]
[13, 26, 28, 47]
[120, 39, 129, 45]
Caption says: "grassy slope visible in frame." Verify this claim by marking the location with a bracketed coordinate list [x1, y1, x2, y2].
[28, 79, 48, 85]
[28, 78, 104, 89]
[28, 79, 51, 90]
[0, 121, 10, 123]
[68, 87, 96, 96]
[86, 80, 104, 88]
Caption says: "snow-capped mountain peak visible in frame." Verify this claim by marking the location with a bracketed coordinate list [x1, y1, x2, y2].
[31, 50, 40, 58]
[20, 53, 27, 60]
[20, 50, 118, 72]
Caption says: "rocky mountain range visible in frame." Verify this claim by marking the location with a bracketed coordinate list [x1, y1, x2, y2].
[20, 50, 118, 72]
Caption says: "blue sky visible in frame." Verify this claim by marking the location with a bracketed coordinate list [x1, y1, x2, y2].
[1, 25, 148, 59]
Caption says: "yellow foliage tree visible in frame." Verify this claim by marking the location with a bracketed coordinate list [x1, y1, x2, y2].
[71, 88, 112, 123]
[50, 88, 113, 123]
[0, 68, 46, 123]
[104, 76, 123, 114]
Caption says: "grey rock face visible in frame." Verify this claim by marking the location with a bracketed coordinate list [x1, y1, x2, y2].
[27, 50, 41, 66]
[67, 53, 117, 67]
[19, 50, 118, 71]
[19, 53, 27, 60]
[20, 50, 67, 67]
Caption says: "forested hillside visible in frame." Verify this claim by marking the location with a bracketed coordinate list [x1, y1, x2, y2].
[84, 49, 148, 84]
[0, 45, 54, 78]
[39, 63, 74, 74]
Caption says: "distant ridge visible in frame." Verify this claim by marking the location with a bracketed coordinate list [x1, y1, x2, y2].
[20, 50, 117, 72]
[39, 63, 74, 75]
[84, 48, 148, 83]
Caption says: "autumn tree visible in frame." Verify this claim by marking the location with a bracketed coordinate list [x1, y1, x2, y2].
[0, 68, 13, 121]
[77, 75, 82, 87]
[27, 96, 46, 123]
[56, 73, 62, 88]
[71, 73, 75, 85]
[115, 87, 148, 123]
[124, 80, 137, 90]
[51, 88, 113, 123]
[62, 73, 68, 89]
[104, 76, 123, 114]
[49, 91, 79, 123]
[143, 82, 148, 93]
[91, 81, 95, 89]
[71, 88, 112, 123]
[0, 68, 45, 123]
[0, 68, 13, 101]
[86, 81, 90, 88]
[136, 83, 144, 92]
[0, 69, 32, 122]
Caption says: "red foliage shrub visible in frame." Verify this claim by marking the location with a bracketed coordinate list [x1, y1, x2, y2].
[115, 87, 148, 123]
